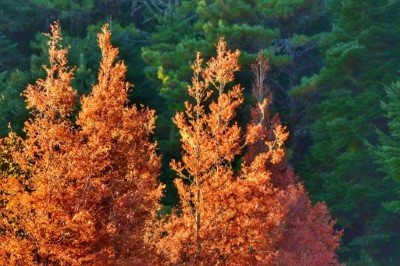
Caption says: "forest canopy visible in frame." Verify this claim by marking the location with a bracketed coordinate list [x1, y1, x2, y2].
[0, 1, 400, 265]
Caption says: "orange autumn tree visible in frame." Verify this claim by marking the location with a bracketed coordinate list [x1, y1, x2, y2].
[0, 22, 79, 264]
[245, 54, 341, 265]
[0, 23, 162, 265]
[149, 40, 285, 265]
[73, 24, 162, 265]
[148, 40, 340, 265]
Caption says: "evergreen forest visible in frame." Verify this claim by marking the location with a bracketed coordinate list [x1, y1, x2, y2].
[0, 1, 399, 265]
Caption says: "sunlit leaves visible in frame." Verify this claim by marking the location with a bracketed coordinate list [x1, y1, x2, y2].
[0, 22, 162, 265]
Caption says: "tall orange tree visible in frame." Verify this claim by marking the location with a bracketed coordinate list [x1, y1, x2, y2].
[0, 22, 80, 264]
[0, 23, 162, 265]
[149, 41, 340, 265]
[245, 55, 341, 265]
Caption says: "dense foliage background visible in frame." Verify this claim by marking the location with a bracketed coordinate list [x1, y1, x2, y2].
[0, 1, 399, 264]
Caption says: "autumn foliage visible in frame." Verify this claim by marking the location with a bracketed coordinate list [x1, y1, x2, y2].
[0, 23, 162, 265]
[1, 23, 340, 265]
[148, 41, 341, 265]
[245, 55, 341, 265]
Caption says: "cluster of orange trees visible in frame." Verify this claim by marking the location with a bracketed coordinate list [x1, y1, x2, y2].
[0, 23, 341, 265]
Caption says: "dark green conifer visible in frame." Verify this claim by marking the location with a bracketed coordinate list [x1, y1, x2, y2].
[295, 0, 400, 263]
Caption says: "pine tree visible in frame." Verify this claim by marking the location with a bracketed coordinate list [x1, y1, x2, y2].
[293, 0, 400, 263]
[0, 22, 162, 265]
[375, 81, 400, 213]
